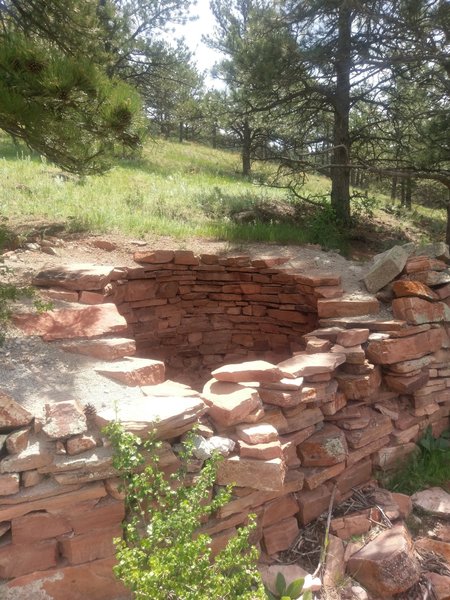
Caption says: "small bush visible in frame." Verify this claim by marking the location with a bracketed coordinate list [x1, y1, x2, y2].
[105, 422, 266, 600]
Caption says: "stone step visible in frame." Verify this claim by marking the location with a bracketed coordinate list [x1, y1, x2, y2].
[317, 296, 379, 318]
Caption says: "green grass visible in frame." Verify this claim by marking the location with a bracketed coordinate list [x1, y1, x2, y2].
[0, 134, 447, 251]
[383, 427, 450, 495]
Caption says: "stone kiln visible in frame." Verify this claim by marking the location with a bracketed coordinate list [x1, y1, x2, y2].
[1, 245, 450, 599]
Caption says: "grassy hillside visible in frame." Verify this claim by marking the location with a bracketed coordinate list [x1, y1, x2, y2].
[0, 135, 446, 253]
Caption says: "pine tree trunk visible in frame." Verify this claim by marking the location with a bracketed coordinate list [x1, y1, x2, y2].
[391, 175, 398, 203]
[404, 177, 412, 209]
[331, 4, 352, 225]
[242, 119, 251, 176]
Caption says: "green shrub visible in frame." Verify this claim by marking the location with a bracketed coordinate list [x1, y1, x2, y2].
[266, 572, 312, 600]
[384, 426, 450, 495]
[105, 422, 266, 600]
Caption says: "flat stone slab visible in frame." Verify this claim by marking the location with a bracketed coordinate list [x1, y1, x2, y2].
[278, 352, 346, 377]
[95, 357, 165, 386]
[13, 303, 128, 341]
[211, 360, 291, 383]
[95, 395, 206, 440]
[202, 379, 261, 427]
[61, 337, 136, 360]
[217, 456, 286, 492]
[412, 487, 450, 518]
[32, 263, 116, 290]
[43, 401, 87, 440]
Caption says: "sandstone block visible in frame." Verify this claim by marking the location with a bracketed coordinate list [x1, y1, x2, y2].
[96, 394, 205, 440]
[297, 485, 332, 525]
[202, 379, 261, 427]
[336, 328, 369, 347]
[263, 516, 299, 555]
[318, 297, 379, 318]
[393, 296, 450, 324]
[235, 423, 278, 444]
[96, 357, 165, 386]
[344, 413, 393, 449]
[217, 456, 286, 491]
[392, 280, 439, 301]
[346, 524, 421, 596]
[13, 303, 128, 341]
[239, 440, 283, 460]
[133, 249, 174, 263]
[32, 264, 116, 290]
[384, 370, 429, 394]
[5, 428, 29, 454]
[298, 424, 348, 467]
[412, 487, 450, 517]
[3, 557, 129, 600]
[262, 494, 299, 527]
[336, 366, 381, 400]
[12, 511, 71, 544]
[211, 360, 289, 383]
[66, 434, 97, 456]
[0, 473, 19, 496]
[302, 462, 346, 490]
[363, 245, 408, 293]
[0, 392, 33, 431]
[332, 458, 372, 494]
[43, 401, 87, 440]
[0, 539, 58, 579]
[366, 328, 443, 364]
[61, 337, 136, 360]
[0, 438, 53, 473]
[59, 525, 122, 565]
[278, 352, 346, 377]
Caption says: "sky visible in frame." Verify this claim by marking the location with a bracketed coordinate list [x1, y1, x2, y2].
[171, 0, 225, 79]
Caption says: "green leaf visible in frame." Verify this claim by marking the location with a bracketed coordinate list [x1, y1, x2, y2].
[286, 578, 305, 597]
[275, 572, 287, 595]
[302, 591, 313, 600]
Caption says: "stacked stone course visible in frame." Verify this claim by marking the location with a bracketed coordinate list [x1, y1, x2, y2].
[1, 245, 450, 598]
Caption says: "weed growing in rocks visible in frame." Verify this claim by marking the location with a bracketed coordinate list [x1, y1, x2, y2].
[105, 422, 266, 600]
[384, 426, 450, 495]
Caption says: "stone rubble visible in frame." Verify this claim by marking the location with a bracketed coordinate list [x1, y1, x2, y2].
[2, 243, 450, 599]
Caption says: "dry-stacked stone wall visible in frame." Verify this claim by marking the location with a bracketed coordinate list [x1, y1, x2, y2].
[39, 250, 342, 377]
[1, 246, 449, 599]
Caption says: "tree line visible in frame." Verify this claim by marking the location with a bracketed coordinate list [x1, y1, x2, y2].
[0, 1, 448, 237]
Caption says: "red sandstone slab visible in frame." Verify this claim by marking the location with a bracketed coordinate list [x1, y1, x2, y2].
[59, 525, 122, 565]
[317, 297, 379, 318]
[336, 367, 381, 400]
[298, 424, 348, 467]
[239, 440, 283, 460]
[13, 303, 128, 341]
[345, 413, 393, 449]
[235, 423, 278, 444]
[211, 360, 291, 383]
[43, 287, 79, 302]
[12, 512, 71, 544]
[0, 391, 33, 431]
[366, 328, 443, 364]
[263, 516, 299, 555]
[0, 438, 53, 473]
[347, 435, 390, 466]
[392, 280, 439, 301]
[32, 264, 116, 291]
[0, 539, 58, 579]
[278, 352, 346, 377]
[0, 473, 19, 496]
[384, 370, 429, 394]
[336, 328, 369, 347]
[301, 462, 346, 490]
[61, 337, 136, 360]
[95, 395, 206, 440]
[392, 296, 450, 324]
[202, 379, 261, 427]
[95, 357, 165, 386]
[3, 557, 129, 600]
[43, 400, 87, 440]
[217, 456, 286, 491]
[266, 309, 310, 323]
[133, 249, 174, 263]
